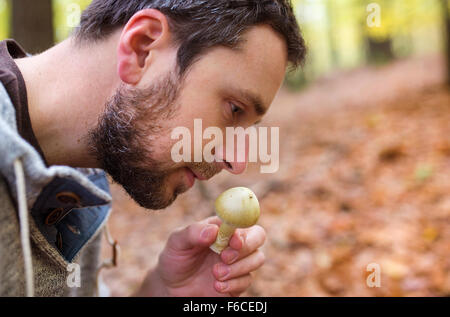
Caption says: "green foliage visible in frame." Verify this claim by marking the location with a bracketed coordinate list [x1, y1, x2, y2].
[0, 0, 446, 90]
[0, 0, 10, 40]
[53, 0, 92, 42]
[286, 0, 445, 90]
[0, 0, 93, 41]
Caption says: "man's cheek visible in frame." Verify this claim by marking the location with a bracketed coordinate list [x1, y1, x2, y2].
[148, 137, 178, 162]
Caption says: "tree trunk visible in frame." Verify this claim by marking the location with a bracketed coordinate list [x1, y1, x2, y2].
[443, 0, 450, 86]
[366, 37, 394, 65]
[12, 0, 54, 54]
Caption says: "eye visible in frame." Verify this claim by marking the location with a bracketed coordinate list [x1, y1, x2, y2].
[224, 100, 245, 123]
[230, 102, 244, 118]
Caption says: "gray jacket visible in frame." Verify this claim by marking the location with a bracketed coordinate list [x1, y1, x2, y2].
[0, 81, 113, 296]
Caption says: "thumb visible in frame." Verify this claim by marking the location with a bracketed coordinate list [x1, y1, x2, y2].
[168, 222, 219, 251]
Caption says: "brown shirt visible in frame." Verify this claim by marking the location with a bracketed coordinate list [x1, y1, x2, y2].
[0, 39, 47, 163]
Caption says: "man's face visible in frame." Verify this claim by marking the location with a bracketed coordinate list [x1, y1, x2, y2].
[89, 25, 287, 210]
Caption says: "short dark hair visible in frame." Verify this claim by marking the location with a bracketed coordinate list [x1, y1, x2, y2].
[76, 0, 306, 75]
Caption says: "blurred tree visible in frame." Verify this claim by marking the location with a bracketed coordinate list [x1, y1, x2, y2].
[325, 0, 338, 67]
[364, 0, 394, 65]
[0, 0, 10, 40]
[443, 0, 450, 85]
[53, 0, 92, 42]
[12, 0, 53, 54]
[366, 38, 394, 64]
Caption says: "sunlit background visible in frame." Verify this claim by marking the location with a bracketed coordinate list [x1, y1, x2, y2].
[1, 0, 449, 296]
[0, 0, 447, 86]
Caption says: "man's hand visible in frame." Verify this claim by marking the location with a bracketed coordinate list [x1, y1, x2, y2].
[136, 216, 266, 297]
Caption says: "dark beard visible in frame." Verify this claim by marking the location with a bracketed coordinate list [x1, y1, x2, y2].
[87, 72, 184, 210]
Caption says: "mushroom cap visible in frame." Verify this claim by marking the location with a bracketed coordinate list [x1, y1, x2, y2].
[215, 187, 260, 228]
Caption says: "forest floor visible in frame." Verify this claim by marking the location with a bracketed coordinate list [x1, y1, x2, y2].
[101, 55, 450, 297]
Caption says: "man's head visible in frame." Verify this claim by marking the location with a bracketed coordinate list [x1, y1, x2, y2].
[81, 0, 306, 209]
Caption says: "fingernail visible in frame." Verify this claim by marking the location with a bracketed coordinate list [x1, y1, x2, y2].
[239, 234, 245, 246]
[201, 225, 213, 240]
[227, 251, 239, 264]
[217, 265, 230, 279]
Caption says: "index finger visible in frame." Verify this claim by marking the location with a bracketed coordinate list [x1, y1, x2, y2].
[221, 225, 266, 264]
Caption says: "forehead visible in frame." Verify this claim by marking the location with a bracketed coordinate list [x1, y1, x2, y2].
[183, 25, 288, 109]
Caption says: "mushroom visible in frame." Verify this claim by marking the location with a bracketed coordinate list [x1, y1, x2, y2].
[209, 187, 260, 254]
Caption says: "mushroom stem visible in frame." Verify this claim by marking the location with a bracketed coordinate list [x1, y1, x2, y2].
[209, 222, 236, 254]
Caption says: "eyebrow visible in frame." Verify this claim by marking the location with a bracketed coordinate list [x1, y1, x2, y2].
[234, 88, 268, 116]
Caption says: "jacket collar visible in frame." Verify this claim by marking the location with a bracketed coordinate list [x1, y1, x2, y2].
[0, 81, 112, 266]
[0, 81, 112, 210]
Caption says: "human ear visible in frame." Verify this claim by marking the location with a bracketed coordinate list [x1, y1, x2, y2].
[117, 9, 171, 85]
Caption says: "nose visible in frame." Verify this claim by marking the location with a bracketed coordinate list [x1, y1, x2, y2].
[215, 135, 249, 175]
[220, 157, 247, 175]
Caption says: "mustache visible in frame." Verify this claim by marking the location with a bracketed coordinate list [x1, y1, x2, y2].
[189, 162, 222, 180]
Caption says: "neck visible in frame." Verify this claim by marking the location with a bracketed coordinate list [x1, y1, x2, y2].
[15, 33, 121, 168]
